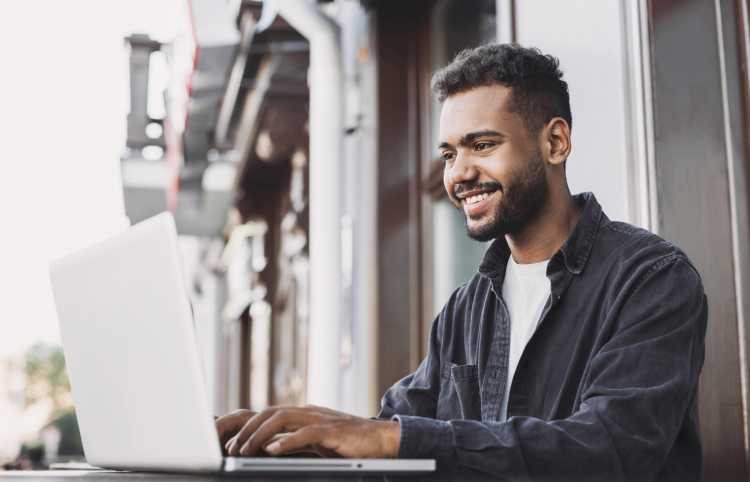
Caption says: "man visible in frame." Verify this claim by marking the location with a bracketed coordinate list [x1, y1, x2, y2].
[216, 44, 707, 481]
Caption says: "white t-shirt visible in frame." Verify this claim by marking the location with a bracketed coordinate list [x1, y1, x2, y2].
[499, 255, 551, 421]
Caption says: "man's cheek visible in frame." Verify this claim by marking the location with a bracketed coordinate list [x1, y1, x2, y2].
[443, 183, 458, 207]
[443, 178, 451, 198]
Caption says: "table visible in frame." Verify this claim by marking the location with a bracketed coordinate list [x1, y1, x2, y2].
[0, 468, 496, 482]
[0, 471, 400, 482]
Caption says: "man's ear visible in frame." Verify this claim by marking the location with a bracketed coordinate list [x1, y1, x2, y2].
[541, 117, 571, 166]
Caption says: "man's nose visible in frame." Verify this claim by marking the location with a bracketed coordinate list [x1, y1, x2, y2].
[448, 153, 478, 185]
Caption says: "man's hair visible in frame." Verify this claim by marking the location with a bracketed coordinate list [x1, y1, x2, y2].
[431, 44, 572, 135]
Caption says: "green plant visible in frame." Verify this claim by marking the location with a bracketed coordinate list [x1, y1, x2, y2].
[23, 343, 71, 414]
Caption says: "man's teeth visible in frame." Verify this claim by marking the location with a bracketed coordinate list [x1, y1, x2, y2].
[463, 192, 492, 205]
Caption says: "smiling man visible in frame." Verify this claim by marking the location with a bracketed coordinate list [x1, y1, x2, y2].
[216, 44, 708, 481]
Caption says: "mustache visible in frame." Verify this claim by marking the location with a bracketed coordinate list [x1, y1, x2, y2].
[453, 181, 502, 198]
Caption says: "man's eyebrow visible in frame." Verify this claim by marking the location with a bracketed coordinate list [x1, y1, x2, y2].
[438, 130, 506, 150]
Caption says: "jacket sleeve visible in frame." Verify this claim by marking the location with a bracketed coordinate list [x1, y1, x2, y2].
[393, 257, 707, 482]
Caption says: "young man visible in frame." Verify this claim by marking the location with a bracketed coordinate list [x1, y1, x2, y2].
[216, 44, 707, 481]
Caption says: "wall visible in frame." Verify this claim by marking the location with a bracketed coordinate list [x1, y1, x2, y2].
[514, 0, 634, 224]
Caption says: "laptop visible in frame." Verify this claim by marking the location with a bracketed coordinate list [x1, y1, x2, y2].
[49, 212, 434, 474]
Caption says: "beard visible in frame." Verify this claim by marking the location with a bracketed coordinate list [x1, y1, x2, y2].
[461, 150, 549, 242]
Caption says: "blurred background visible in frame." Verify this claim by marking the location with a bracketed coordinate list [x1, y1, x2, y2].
[0, 0, 749, 480]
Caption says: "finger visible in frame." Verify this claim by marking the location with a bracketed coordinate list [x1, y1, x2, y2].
[216, 410, 255, 445]
[225, 434, 243, 453]
[263, 433, 286, 447]
[239, 410, 317, 456]
[264, 425, 332, 457]
[227, 408, 279, 456]
[239, 411, 296, 456]
[262, 432, 336, 458]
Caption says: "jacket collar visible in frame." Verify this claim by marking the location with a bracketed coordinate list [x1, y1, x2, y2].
[478, 192, 603, 280]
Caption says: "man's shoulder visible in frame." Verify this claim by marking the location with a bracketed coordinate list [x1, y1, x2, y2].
[594, 218, 702, 283]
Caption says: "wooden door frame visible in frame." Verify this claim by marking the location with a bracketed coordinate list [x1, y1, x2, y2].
[374, 0, 436, 399]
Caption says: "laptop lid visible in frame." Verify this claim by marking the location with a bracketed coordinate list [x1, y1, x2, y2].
[50, 212, 223, 472]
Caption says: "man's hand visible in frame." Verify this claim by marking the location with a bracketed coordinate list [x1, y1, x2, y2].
[222, 405, 401, 459]
[215, 409, 256, 449]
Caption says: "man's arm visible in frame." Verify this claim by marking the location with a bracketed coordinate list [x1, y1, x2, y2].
[217, 290, 453, 458]
[220, 405, 399, 457]
[392, 257, 707, 480]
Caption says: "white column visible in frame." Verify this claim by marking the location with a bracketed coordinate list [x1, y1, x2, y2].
[274, 0, 344, 409]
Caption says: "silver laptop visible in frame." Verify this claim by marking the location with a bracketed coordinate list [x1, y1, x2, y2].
[49, 212, 434, 474]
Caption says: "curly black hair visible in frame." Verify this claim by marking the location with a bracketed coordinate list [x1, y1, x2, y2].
[431, 44, 572, 135]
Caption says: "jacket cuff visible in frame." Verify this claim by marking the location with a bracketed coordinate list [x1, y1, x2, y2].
[392, 415, 454, 459]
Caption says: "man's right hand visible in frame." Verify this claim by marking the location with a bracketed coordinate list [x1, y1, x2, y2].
[215, 409, 256, 451]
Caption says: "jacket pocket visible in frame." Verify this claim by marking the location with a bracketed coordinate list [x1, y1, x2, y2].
[436, 363, 481, 420]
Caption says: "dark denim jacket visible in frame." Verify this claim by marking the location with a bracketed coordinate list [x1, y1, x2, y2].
[378, 192, 708, 482]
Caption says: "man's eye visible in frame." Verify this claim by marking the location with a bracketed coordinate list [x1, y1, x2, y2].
[441, 152, 455, 162]
[474, 142, 493, 151]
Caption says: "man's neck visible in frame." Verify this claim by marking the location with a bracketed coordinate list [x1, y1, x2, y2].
[505, 190, 581, 265]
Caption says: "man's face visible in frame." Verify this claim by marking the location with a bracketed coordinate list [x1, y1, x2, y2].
[439, 85, 549, 241]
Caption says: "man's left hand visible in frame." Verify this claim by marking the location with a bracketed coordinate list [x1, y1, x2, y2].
[224, 405, 401, 458]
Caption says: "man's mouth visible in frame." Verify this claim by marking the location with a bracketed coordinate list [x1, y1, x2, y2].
[462, 191, 493, 206]
[460, 189, 500, 217]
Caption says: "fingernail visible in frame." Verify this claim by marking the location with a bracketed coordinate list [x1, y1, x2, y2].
[265, 442, 281, 454]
